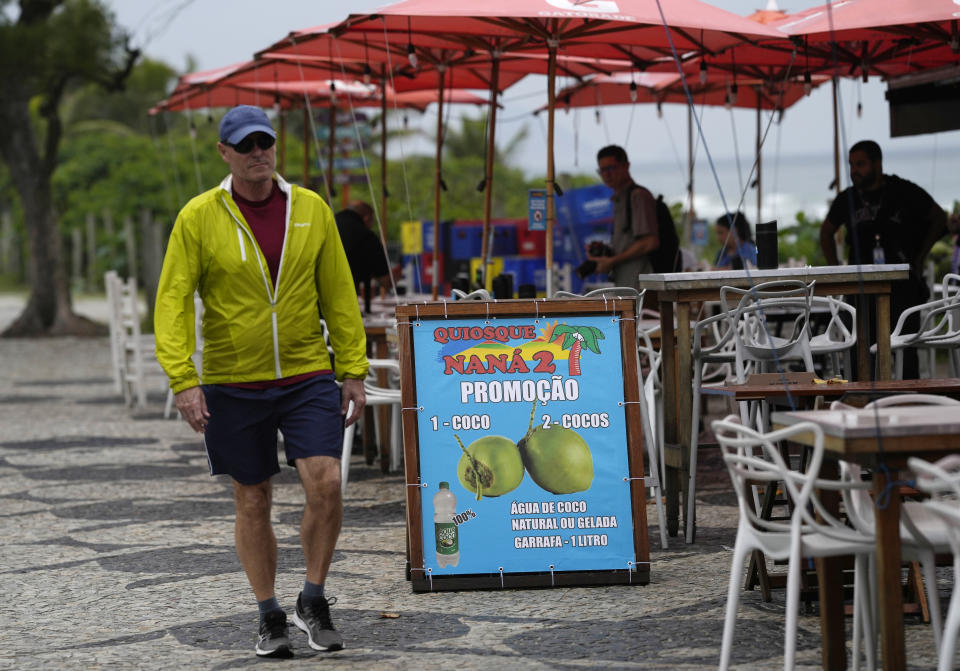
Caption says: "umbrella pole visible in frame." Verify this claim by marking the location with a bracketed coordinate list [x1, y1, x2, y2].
[432, 67, 445, 300]
[480, 55, 501, 291]
[687, 105, 694, 244]
[380, 70, 389, 297]
[755, 98, 762, 224]
[832, 77, 841, 197]
[328, 103, 337, 208]
[545, 38, 557, 297]
[279, 109, 286, 175]
[303, 107, 309, 191]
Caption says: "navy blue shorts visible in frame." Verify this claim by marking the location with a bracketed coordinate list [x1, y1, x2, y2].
[201, 374, 344, 485]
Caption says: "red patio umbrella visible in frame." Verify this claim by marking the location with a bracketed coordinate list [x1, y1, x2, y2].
[259, 29, 644, 297]
[333, 0, 786, 295]
[153, 58, 491, 249]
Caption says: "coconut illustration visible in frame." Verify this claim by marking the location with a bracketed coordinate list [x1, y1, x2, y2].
[517, 402, 594, 494]
[455, 434, 525, 500]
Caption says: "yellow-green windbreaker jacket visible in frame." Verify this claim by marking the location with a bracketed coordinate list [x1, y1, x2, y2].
[155, 174, 368, 393]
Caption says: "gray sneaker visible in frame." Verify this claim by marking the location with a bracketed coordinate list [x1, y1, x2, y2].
[293, 594, 344, 651]
[255, 610, 293, 658]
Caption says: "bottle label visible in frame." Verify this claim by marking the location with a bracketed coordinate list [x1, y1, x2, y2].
[435, 521, 458, 555]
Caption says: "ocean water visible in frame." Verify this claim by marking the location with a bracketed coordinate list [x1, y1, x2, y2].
[502, 74, 960, 229]
[633, 145, 960, 228]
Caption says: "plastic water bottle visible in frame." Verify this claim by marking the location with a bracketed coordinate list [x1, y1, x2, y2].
[872, 234, 885, 264]
[433, 482, 459, 567]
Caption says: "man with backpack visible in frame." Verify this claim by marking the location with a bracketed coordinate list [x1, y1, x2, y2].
[588, 145, 680, 289]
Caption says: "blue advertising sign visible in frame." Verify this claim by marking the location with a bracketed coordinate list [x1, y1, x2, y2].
[411, 315, 637, 577]
[691, 218, 709, 246]
[528, 189, 547, 231]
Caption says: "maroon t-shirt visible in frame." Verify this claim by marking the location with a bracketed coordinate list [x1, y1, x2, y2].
[226, 182, 328, 389]
[233, 181, 286, 287]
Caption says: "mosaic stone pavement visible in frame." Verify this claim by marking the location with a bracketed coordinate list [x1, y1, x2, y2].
[0, 337, 945, 670]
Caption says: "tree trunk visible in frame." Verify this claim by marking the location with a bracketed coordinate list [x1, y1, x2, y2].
[0, 84, 105, 337]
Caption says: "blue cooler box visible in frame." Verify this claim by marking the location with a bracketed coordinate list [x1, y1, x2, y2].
[450, 223, 483, 260]
[491, 224, 518, 256]
[421, 220, 450, 254]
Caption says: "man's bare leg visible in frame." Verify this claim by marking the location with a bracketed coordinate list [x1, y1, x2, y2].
[233, 478, 277, 600]
[292, 455, 344, 652]
[296, 455, 342, 583]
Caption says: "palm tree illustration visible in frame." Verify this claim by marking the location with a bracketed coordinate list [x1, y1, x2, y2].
[551, 325, 604, 376]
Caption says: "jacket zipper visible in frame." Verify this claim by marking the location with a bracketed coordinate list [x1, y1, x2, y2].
[236, 228, 247, 261]
[221, 187, 288, 379]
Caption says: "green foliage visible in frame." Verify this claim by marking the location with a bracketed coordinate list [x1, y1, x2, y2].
[0, 0, 133, 105]
[66, 58, 179, 133]
[441, 112, 529, 165]
[778, 211, 827, 267]
[929, 238, 956, 281]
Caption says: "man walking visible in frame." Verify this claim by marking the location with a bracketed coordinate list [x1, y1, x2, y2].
[820, 139, 946, 379]
[155, 105, 368, 658]
[588, 145, 660, 290]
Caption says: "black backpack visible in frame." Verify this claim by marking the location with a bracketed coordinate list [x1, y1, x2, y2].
[625, 186, 682, 273]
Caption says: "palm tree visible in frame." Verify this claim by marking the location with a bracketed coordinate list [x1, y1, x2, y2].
[441, 113, 528, 165]
[551, 325, 604, 376]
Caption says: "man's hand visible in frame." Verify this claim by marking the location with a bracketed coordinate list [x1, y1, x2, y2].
[341, 378, 366, 427]
[175, 386, 209, 433]
[588, 255, 614, 275]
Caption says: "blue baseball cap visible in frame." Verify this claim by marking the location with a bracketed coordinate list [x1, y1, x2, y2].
[219, 105, 276, 144]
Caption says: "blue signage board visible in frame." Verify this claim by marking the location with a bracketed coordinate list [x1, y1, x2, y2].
[691, 218, 709, 246]
[528, 189, 547, 231]
[410, 314, 639, 582]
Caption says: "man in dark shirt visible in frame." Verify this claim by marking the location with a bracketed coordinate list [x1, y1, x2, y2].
[334, 201, 391, 294]
[820, 139, 946, 379]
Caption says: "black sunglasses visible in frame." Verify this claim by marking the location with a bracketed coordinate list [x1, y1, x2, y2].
[225, 134, 275, 154]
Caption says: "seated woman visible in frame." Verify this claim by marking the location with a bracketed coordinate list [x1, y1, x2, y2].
[714, 212, 757, 270]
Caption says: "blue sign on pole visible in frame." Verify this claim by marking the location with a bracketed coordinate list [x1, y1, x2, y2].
[528, 189, 547, 231]
[691, 218, 709, 246]
[412, 315, 637, 578]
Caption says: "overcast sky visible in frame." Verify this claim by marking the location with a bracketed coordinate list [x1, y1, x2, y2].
[106, 0, 960, 212]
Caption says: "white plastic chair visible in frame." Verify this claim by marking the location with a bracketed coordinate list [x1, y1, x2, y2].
[687, 280, 815, 543]
[451, 288, 491, 301]
[106, 274, 147, 408]
[831, 394, 959, 664]
[840, 460, 947, 666]
[712, 416, 876, 671]
[807, 295, 857, 380]
[340, 400, 357, 494]
[104, 270, 124, 394]
[908, 455, 960, 671]
[364, 358, 402, 472]
[340, 359, 402, 487]
[721, 280, 816, 385]
[872, 293, 960, 379]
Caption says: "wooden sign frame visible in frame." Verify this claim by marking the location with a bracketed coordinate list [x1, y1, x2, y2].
[395, 298, 650, 592]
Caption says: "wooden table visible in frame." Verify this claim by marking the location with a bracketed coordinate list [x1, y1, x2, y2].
[772, 405, 960, 671]
[636, 264, 909, 543]
[708, 376, 960, 402]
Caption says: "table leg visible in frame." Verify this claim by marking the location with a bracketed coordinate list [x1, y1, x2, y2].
[675, 302, 694, 543]
[816, 460, 847, 670]
[875, 294, 892, 381]
[856, 295, 871, 381]
[362, 408, 377, 466]
[659, 301, 679, 537]
[873, 468, 906, 670]
[374, 336, 392, 473]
